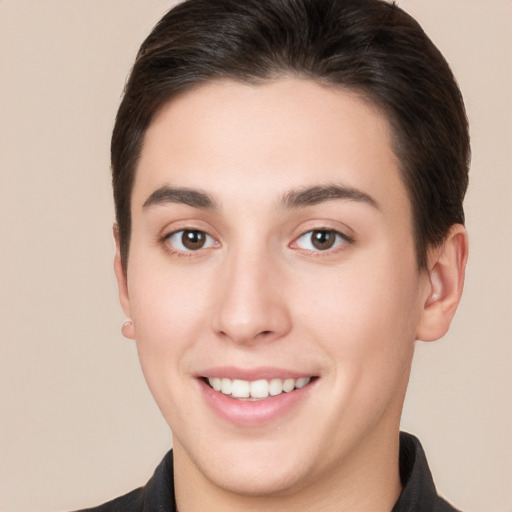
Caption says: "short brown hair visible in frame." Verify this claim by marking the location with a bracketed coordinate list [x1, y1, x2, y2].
[111, 0, 470, 268]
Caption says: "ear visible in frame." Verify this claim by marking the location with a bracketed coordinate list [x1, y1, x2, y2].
[416, 224, 468, 342]
[113, 224, 135, 339]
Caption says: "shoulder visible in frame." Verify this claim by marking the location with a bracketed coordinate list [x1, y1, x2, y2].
[435, 496, 462, 512]
[394, 432, 463, 512]
[434, 497, 461, 512]
[72, 487, 144, 512]
[72, 449, 175, 512]
[73, 486, 145, 512]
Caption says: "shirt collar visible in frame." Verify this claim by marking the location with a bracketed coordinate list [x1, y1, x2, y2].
[392, 431, 458, 512]
[141, 431, 456, 512]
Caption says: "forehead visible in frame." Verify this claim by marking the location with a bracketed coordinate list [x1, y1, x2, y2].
[133, 78, 410, 219]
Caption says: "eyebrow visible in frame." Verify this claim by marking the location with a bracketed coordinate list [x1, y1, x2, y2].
[281, 184, 379, 210]
[143, 186, 218, 210]
[142, 183, 379, 212]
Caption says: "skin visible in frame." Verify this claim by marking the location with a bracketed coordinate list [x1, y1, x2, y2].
[115, 78, 467, 512]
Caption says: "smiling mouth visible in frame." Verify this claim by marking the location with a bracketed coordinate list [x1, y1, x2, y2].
[204, 376, 315, 400]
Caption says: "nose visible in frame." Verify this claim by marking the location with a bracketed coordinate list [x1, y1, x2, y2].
[211, 248, 292, 345]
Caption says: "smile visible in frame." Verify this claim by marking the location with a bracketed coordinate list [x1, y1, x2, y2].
[206, 377, 312, 399]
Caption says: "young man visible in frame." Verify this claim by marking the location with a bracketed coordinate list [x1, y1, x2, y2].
[81, 0, 469, 510]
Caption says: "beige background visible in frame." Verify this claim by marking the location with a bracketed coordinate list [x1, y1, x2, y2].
[0, 1, 510, 511]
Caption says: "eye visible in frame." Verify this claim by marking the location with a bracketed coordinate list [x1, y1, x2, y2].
[165, 229, 217, 252]
[293, 229, 348, 252]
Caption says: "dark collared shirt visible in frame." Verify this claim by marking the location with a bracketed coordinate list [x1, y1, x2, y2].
[77, 432, 460, 511]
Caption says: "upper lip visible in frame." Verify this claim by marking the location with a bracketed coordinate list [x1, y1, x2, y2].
[198, 366, 317, 381]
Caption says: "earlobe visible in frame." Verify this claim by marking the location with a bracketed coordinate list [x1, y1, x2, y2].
[121, 319, 135, 340]
[416, 224, 468, 342]
[113, 224, 135, 340]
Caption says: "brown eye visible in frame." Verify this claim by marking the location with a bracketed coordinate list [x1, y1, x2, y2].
[182, 230, 206, 250]
[166, 229, 216, 252]
[294, 229, 348, 252]
[311, 230, 336, 250]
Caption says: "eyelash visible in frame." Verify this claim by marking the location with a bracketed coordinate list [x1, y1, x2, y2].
[162, 229, 219, 257]
[161, 227, 353, 257]
[291, 228, 353, 255]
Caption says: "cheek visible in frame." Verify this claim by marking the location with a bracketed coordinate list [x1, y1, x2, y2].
[126, 262, 212, 384]
[297, 255, 421, 381]
[304, 268, 419, 436]
[126, 265, 217, 430]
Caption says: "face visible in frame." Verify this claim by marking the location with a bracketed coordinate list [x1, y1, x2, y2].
[117, 79, 433, 498]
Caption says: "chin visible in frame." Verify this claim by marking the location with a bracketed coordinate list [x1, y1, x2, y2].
[177, 434, 320, 499]
[204, 456, 313, 498]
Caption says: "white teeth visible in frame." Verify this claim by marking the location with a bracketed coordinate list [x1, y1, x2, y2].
[207, 376, 311, 399]
[269, 378, 283, 396]
[221, 378, 232, 395]
[231, 379, 250, 398]
[295, 377, 310, 389]
[210, 377, 222, 391]
[282, 378, 295, 392]
[250, 379, 269, 398]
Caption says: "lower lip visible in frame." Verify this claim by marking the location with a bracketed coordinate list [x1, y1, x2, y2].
[199, 379, 315, 427]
